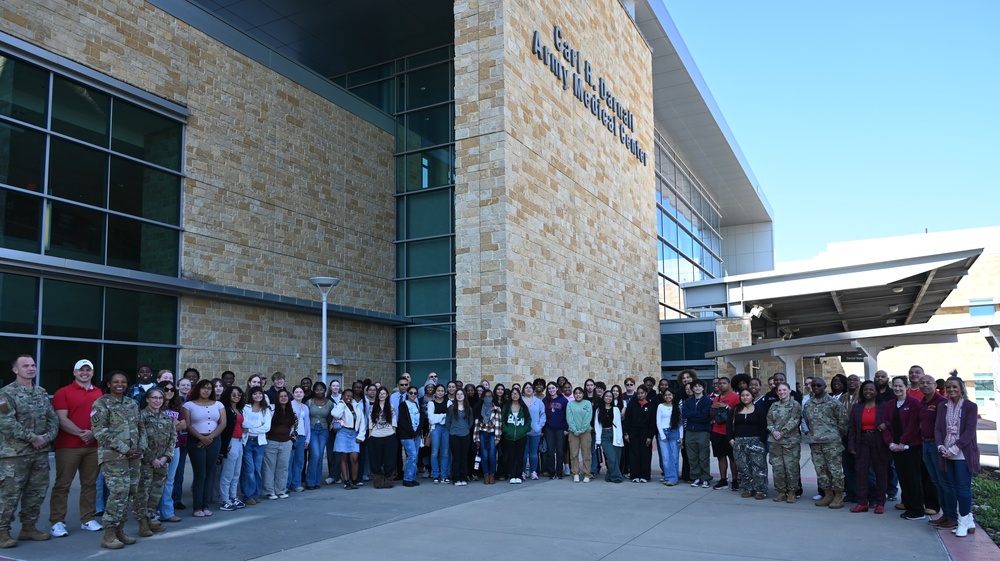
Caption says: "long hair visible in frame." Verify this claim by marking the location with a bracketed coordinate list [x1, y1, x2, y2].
[223, 386, 245, 413]
[501, 390, 530, 427]
[371, 387, 393, 424]
[158, 380, 183, 412]
[247, 387, 271, 412]
[192, 379, 215, 401]
[734, 389, 754, 414]
[449, 390, 471, 419]
[271, 389, 293, 424]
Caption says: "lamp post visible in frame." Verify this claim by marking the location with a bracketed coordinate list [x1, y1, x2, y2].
[309, 276, 340, 386]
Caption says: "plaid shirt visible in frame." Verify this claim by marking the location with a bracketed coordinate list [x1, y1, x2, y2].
[473, 406, 502, 440]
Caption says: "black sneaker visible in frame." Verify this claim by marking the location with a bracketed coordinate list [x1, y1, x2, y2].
[220, 501, 237, 511]
[712, 479, 730, 490]
[174, 502, 186, 510]
[730, 481, 740, 492]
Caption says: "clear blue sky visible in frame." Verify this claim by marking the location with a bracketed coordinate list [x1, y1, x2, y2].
[664, 0, 1000, 262]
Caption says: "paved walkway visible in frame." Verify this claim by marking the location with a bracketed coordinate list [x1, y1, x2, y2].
[0, 447, 992, 561]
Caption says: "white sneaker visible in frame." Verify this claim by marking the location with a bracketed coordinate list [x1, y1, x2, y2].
[325, 477, 335, 485]
[583, 477, 590, 483]
[509, 478, 517, 484]
[691, 479, 701, 487]
[50, 522, 69, 537]
[812, 494, 823, 501]
[80, 520, 103, 532]
[277, 492, 289, 499]
[573, 474, 580, 482]
[267, 494, 278, 500]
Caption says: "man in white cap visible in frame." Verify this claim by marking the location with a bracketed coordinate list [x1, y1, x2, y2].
[48, 359, 104, 537]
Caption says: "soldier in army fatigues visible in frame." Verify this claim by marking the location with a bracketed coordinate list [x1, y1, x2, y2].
[802, 377, 848, 509]
[766, 382, 802, 504]
[134, 387, 175, 537]
[0, 355, 59, 548]
[91, 370, 146, 550]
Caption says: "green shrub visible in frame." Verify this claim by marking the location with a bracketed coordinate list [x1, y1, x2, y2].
[972, 471, 1000, 546]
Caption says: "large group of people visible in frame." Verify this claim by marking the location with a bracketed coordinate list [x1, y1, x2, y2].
[0, 355, 984, 551]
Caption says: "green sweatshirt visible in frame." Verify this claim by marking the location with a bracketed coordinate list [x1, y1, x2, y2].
[566, 399, 593, 434]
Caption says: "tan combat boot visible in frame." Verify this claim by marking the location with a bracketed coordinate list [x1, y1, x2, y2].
[148, 519, 166, 533]
[16, 525, 50, 541]
[101, 527, 124, 550]
[828, 490, 845, 509]
[772, 492, 787, 502]
[815, 490, 834, 507]
[137, 518, 153, 537]
[0, 530, 16, 548]
[115, 523, 136, 545]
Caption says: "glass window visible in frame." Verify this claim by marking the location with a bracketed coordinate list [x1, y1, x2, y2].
[106, 216, 178, 276]
[405, 276, 453, 316]
[347, 62, 394, 87]
[0, 337, 35, 386]
[41, 279, 102, 338]
[403, 188, 452, 239]
[109, 156, 181, 226]
[48, 138, 108, 207]
[969, 299, 994, 318]
[684, 332, 716, 359]
[397, 104, 452, 151]
[351, 79, 395, 114]
[661, 333, 683, 361]
[404, 238, 452, 277]
[104, 344, 177, 380]
[0, 272, 38, 334]
[407, 46, 451, 69]
[46, 201, 105, 264]
[398, 359, 454, 382]
[0, 55, 48, 126]
[404, 63, 452, 110]
[105, 287, 177, 343]
[399, 147, 453, 192]
[40, 339, 101, 390]
[51, 76, 110, 146]
[405, 325, 453, 360]
[111, 100, 182, 171]
[0, 121, 45, 191]
[0, 188, 42, 252]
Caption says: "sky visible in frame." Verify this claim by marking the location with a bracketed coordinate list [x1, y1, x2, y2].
[662, 0, 1000, 262]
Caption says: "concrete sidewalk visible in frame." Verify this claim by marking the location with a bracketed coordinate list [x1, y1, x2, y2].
[4, 446, 984, 561]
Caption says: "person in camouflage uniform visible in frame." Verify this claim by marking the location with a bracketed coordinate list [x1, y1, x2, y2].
[802, 377, 848, 509]
[0, 355, 59, 548]
[134, 387, 174, 537]
[91, 371, 146, 550]
[766, 382, 802, 504]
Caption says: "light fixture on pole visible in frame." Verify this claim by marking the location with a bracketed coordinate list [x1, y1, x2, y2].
[310, 276, 340, 386]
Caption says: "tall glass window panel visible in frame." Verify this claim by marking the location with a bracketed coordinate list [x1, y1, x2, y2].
[684, 332, 716, 359]
[399, 147, 453, 193]
[107, 216, 178, 276]
[111, 101, 182, 171]
[405, 325, 453, 361]
[0, 337, 35, 386]
[346, 62, 393, 88]
[404, 63, 452, 110]
[398, 359, 454, 383]
[0, 55, 48, 127]
[109, 157, 181, 225]
[405, 276, 453, 317]
[0, 188, 41, 252]
[41, 279, 101, 338]
[350, 79, 394, 114]
[103, 344, 177, 380]
[403, 237, 452, 277]
[0, 122, 45, 191]
[51, 77, 110, 147]
[46, 201, 104, 263]
[105, 288, 177, 344]
[402, 188, 452, 239]
[48, 138, 108, 207]
[397, 104, 452, 152]
[0, 272, 38, 334]
[661, 333, 683, 362]
[407, 46, 451, 69]
[40, 339, 101, 390]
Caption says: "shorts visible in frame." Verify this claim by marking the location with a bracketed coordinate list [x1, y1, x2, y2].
[710, 431, 733, 458]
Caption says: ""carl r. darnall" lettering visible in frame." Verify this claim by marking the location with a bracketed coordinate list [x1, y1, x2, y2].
[531, 25, 647, 166]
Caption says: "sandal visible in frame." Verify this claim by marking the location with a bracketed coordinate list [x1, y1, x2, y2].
[203, 509, 213, 516]
[193, 510, 206, 517]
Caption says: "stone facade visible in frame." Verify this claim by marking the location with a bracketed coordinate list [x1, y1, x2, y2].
[2, 1, 396, 381]
[454, 0, 660, 386]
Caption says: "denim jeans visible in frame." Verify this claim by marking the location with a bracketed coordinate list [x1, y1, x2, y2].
[939, 459, 973, 518]
[219, 440, 243, 502]
[172, 444, 187, 502]
[287, 434, 306, 489]
[187, 438, 222, 510]
[158, 446, 181, 517]
[327, 429, 341, 481]
[590, 432, 600, 475]
[241, 439, 266, 500]
[401, 437, 419, 481]
[921, 441, 943, 511]
[523, 434, 541, 474]
[430, 424, 450, 479]
[601, 429, 623, 482]
[95, 469, 109, 513]
[306, 424, 328, 486]
[659, 429, 681, 482]
[479, 433, 497, 475]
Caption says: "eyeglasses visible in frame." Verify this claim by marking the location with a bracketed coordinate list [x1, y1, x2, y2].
[407, 390, 418, 395]
[164, 388, 176, 392]
[625, 382, 635, 386]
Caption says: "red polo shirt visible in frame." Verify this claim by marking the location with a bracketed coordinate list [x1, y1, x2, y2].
[52, 381, 103, 449]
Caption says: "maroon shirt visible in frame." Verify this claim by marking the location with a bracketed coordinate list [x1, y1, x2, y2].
[917, 392, 946, 440]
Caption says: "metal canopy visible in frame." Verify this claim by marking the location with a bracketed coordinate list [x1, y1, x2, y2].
[684, 248, 982, 340]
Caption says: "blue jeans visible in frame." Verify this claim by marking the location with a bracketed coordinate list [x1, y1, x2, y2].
[158, 446, 181, 517]
[523, 434, 541, 474]
[659, 429, 681, 482]
[479, 434, 497, 475]
[241, 439, 265, 500]
[306, 424, 328, 487]
[95, 470, 109, 513]
[401, 437, 419, 481]
[922, 441, 944, 510]
[939, 459, 972, 518]
[287, 434, 306, 489]
[430, 424, 450, 479]
[187, 438, 222, 510]
[172, 444, 187, 502]
[601, 429, 623, 482]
